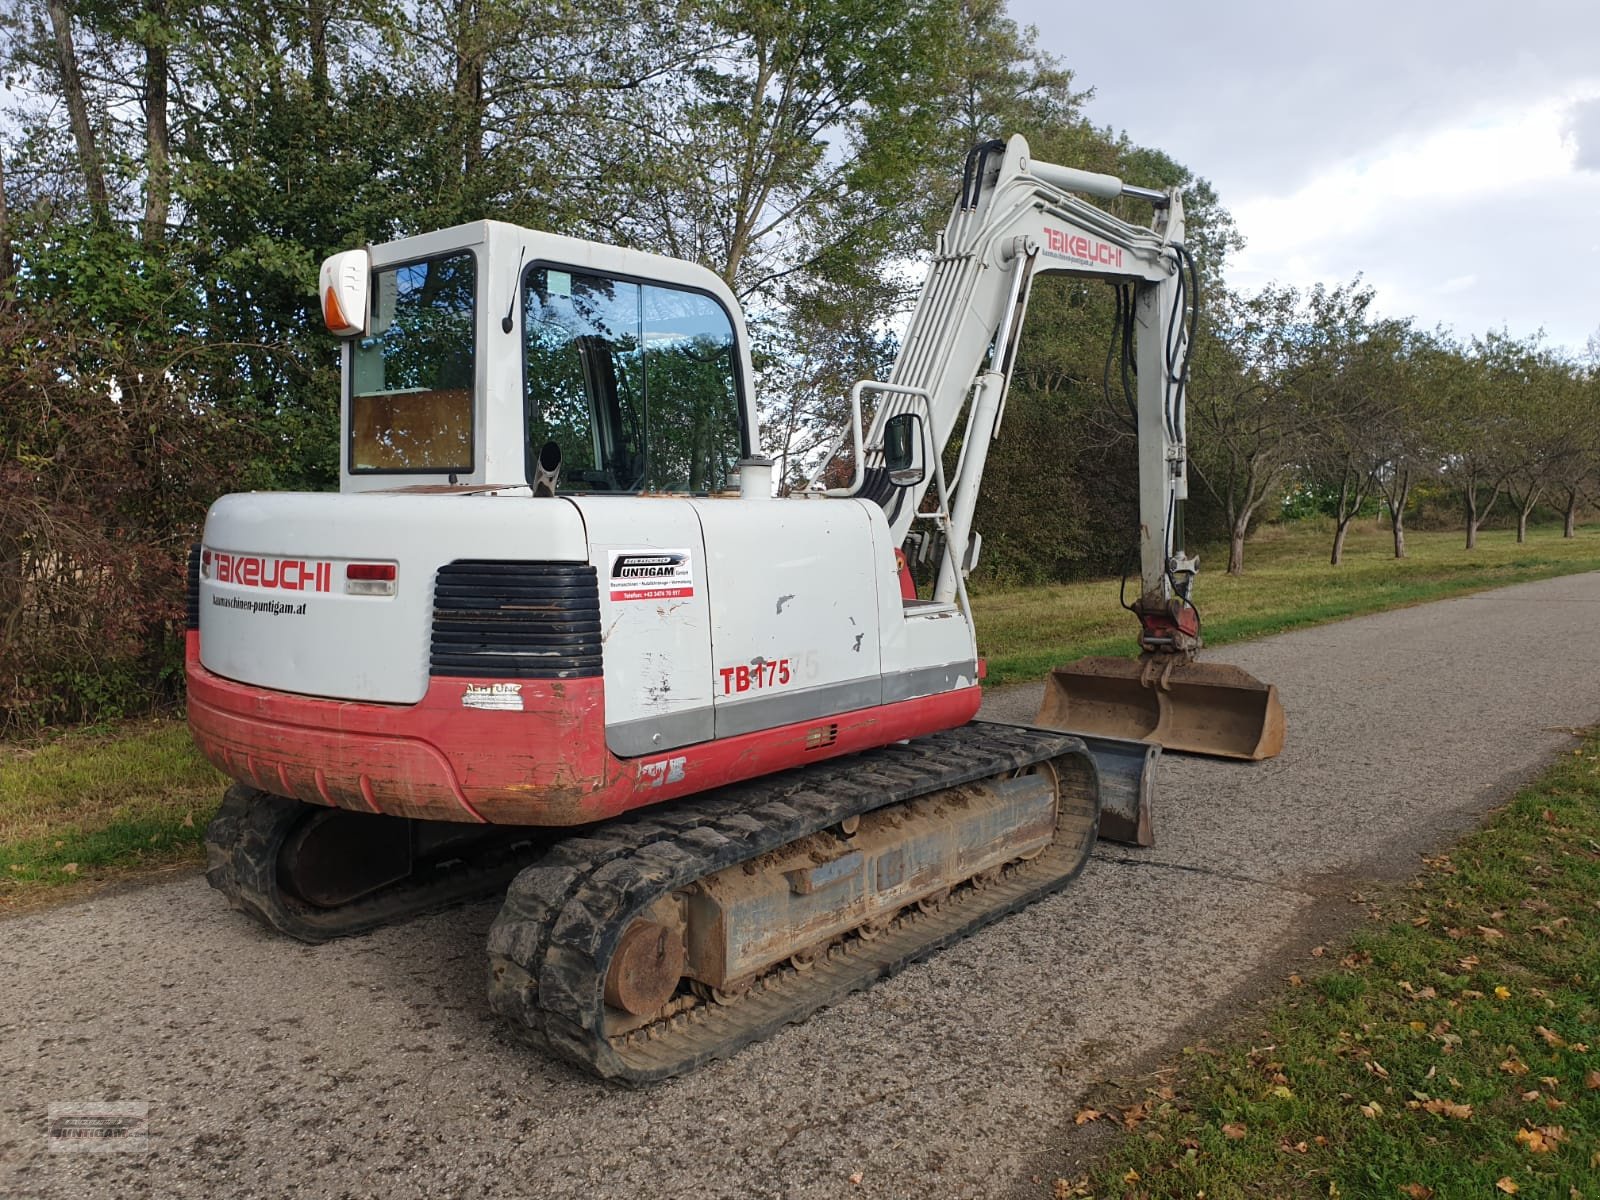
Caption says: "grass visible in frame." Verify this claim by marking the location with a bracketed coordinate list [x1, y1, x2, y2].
[1058, 730, 1600, 1200]
[3, 518, 1600, 907]
[972, 520, 1600, 686]
[0, 719, 225, 911]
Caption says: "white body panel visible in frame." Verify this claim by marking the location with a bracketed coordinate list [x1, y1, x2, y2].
[692, 498, 883, 738]
[199, 491, 588, 703]
[572, 498, 715, 756]
[199, 487, 978, 749]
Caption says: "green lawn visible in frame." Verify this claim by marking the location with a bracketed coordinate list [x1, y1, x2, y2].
[1061, 729, 1600, 1200]
[973, 520, 1600, 686]
[0, 719, 225, 910]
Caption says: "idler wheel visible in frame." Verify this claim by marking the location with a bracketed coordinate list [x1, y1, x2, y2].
[603, 920, 686, 1016]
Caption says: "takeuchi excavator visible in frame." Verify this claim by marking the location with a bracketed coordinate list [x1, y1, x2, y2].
[188, 134, 1284, 1082]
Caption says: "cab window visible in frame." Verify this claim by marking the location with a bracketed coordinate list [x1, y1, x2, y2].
[349, 252, 475, 473]
[523, 266, 744, 492]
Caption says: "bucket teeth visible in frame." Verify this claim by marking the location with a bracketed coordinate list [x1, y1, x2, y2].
[1037, 655, 1286, 762]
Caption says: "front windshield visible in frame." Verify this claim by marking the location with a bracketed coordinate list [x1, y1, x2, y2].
[523, 267, 743, 492]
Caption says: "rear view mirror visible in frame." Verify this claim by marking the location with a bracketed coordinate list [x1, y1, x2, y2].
[883, 412, 925, 487]
[318, 249, 370, 337]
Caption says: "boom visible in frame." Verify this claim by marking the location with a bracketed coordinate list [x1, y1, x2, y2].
[843, 134, 1197, 645]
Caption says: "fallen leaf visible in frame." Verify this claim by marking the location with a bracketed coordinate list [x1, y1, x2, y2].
[1421, 1098, 1472, 1120]
[1500, 1059, 1530, 1076]
[1536, 1026, 1566, 1048]
[1495, 986, 1512, 1000]
[1221, 1122, 1247, 1140]
[1123, 1168, 1140, 1185]
[1478, 926, 1505, 940]
[1400, 1186, 1434, 1200]
[1269, 1085, 1294, 1100]
[1312, 945, 1326, 957]
[1585, 1070, 1600, 1090]
[848, 1171, 863, 1186]
[1288, 973, 1303, 986]
[1541, 1076, 1560, 1089]
[182, 811, 195, 828]
[1360, 1101, 1382, 1119]
[1458, 954, 1480, 969]
[1496, 1178, 1519, 1195]
[61, 863, 78, 876]
[1521, 1091, 1542, 1102]
[1516, 1127, 1553, 1153]
[1120, 1102, 1148, 1130]
[1072, 1107, 1100, 1125]
[1408, 1021, 1427, 1032]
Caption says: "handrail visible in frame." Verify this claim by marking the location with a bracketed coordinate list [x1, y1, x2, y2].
[806, 381, 933, 497]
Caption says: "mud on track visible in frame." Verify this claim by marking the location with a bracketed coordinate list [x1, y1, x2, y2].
[3, 572, 1597, 1199]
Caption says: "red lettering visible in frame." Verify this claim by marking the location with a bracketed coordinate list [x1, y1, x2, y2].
[735, 665, 750, 692]
[720, 667, 737, 694]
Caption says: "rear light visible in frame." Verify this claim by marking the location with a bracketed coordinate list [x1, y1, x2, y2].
[345, 563, 397, 596]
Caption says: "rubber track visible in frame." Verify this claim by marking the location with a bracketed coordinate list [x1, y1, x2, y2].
[486, 722, 1098, 1083]
[205, 785, 549, 943]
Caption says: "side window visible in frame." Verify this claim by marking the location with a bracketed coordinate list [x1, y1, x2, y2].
[523, 264, 745, 492]
[524, 269, 645, 490]
[641, 285, 742, 492]
[349, 252, 475, 473]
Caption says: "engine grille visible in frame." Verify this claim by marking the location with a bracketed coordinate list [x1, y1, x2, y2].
[186, 543, 201, 631]
[430, 560, 602, 679]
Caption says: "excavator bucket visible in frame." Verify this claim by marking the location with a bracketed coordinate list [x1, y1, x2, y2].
[1038, 656, 1286, 762]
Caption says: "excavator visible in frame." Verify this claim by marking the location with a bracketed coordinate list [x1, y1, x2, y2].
[187, 134, 1284, 1083]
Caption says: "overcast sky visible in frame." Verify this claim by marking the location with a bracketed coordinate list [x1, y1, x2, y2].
[1010, 0, 1600, 354]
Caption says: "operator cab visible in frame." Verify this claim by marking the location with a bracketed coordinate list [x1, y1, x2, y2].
[322, 221, 756, 495]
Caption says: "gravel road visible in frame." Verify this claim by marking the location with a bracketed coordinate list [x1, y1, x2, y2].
[4, 571, 1599, 1200]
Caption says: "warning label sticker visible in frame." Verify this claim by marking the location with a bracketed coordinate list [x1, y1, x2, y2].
[463, 682, 523, 711]
[609, 549, 695, 602]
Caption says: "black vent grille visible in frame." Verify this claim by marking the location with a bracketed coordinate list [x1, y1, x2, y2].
[186, 543, 201, 631]
[430, 560, 602, 679]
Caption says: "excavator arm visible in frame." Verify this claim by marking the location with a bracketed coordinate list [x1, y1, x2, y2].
[833, 134, 1284, 761]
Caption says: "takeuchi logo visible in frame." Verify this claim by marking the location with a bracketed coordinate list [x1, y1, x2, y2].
[208, 550, 333, 592]
[1044, 227, 1123, 268]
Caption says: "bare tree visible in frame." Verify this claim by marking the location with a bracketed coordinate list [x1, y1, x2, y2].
[46, 0, 111, 227]
[140, 0, 169, 243]
[0, 141, 12, 286]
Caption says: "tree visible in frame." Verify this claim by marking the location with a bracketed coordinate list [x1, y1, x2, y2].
[1441, 332, 1534, 550]
[1189, 280, 1369, 574]
[1372, 329, 1447, 559]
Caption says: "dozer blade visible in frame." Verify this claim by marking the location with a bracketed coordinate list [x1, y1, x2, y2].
[1038, 655, 1286, 762]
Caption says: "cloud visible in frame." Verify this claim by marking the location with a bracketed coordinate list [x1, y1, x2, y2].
[1232, 95, 1581, 260]
[1566, 97, 1600, 171]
